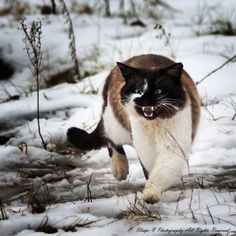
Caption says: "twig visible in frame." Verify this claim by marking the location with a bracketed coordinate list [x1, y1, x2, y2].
[196, 54, 236, 85]
[232, 113, 236, 121]
[210, 188, 220, 205]
[188, 188, 194, 211]
[165, 129, 190, 174]
[84, 173, 93, 202]
[155, 24, 176, 60]
[175, 191, 184, 215]
[225, 98, 236, 121]
[159, 205, 236, 227]
[203, 105, 225, 121]
[19, 18, 47, 149]
[58, 0, 81, 81]
[194, 172, 204, 188]
[206, 205, 215, 224]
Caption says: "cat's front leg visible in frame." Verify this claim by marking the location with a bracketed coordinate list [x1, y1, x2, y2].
[143, 152, 187, 204]
[107, 142, 129, 181]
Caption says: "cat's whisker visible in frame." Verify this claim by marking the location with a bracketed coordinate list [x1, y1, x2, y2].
[159, 98, 182, 105]
[156, 102, 178, 110]
[162, 104, 178, 112]
[162, 101, 182, 106]
[159, 105, 172, 116]
[161, 104, 175, 114]
[155, 103, 173, 115]
[156, 102, 178, 116]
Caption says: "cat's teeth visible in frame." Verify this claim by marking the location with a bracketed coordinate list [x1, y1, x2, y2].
[142, 106, 154, 111]
[142, 106, 154, 118]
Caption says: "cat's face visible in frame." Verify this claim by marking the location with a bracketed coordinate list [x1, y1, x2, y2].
[118, 62, 186, 120]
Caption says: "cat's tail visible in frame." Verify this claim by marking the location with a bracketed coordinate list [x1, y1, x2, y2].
[67, 120, 106, 151]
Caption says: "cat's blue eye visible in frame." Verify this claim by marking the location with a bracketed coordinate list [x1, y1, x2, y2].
[135, 88, 142, 94]
[155, 89, 162, 95]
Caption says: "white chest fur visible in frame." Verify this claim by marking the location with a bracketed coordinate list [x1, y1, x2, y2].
[129, 105, 192, 172]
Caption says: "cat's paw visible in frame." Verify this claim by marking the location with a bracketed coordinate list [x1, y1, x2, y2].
[112, 160, 129, 181]
[143, 187, 161, 204]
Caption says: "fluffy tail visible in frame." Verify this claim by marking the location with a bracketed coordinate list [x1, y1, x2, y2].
[67, 121, 106, 151]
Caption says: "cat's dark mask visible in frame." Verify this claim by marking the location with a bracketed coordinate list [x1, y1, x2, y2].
[117, 62, 186, 120]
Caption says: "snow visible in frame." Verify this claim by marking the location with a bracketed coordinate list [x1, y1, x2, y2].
[0, 0, 236, 235]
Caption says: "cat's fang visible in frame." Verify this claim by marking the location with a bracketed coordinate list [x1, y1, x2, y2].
[142, 106, 154, 118]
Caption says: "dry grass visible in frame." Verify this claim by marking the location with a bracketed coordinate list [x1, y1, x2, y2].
[61, 218, 97, 232]
[0, 199, 8, 220]
[28, 185, 54, 214]
[119, 195, 161, 221]
[34, 216, 58, 234]
[155, 24, 177, 60]
[33, 215, 97, 233]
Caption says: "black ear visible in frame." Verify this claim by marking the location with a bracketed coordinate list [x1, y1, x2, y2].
[117, 62, 138, 82]
[165, 63, 183, 79]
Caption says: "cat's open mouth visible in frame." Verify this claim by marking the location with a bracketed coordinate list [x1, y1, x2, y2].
[142, 106, 156, 119]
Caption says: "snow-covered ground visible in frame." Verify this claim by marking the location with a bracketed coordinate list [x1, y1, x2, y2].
[0, 0, 235, 235]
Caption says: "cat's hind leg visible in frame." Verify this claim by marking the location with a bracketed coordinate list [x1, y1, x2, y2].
[107, 142, 129, 181]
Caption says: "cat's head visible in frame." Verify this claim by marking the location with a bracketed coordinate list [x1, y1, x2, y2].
[117, 62, 186, 120]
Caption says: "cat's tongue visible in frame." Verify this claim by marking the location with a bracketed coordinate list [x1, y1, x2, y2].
[142, 106, 154, 118]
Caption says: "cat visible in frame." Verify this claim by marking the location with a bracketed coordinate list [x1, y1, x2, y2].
[67, 54, 201, 204]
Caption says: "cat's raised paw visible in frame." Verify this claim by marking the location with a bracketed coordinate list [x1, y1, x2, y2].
[112, 161, 129, 181]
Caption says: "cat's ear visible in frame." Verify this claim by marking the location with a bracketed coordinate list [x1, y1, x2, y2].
[117, 62, 138, 82]
[165, 63, 183, 79]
